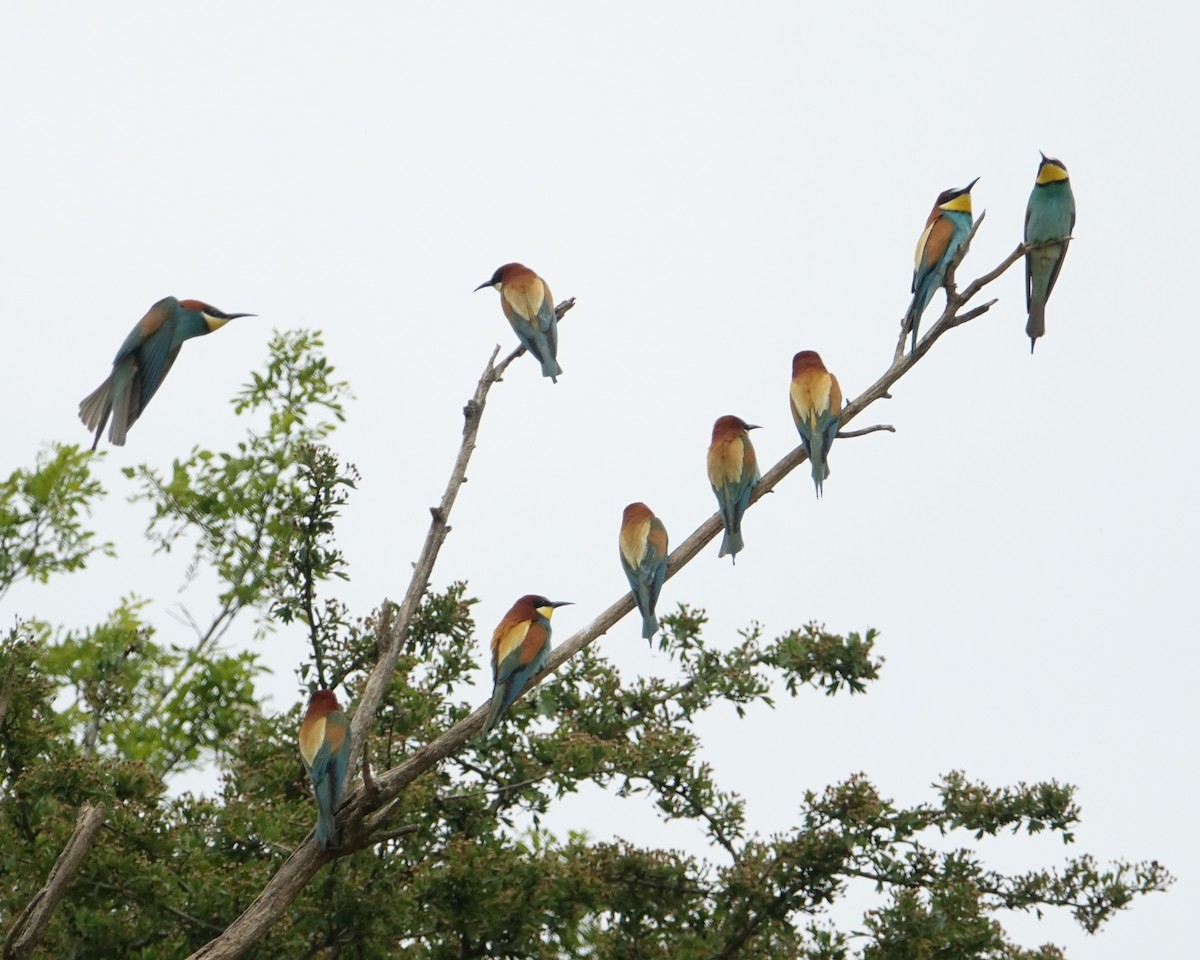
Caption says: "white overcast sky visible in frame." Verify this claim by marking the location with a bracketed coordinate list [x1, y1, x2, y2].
[2, 2, 1195, 955]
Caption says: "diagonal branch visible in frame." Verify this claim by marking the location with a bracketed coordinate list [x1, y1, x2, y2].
[183, 299, 575, 960]
[189, 226, 1023, 957]
[345, 298, 576, 781]
[360, 224, 1022, 811]
[3, 801, 107, 960]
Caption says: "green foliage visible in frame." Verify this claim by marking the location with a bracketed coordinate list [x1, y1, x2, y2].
[0, 331, 1173, 959]
[125, 329, 352, 624]
[0, 443, 111, 602]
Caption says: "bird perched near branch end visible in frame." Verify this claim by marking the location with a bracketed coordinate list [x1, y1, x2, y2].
[904, 179, 978, 352]
[1024, 153, 1076, 353]
[474, 263, 562, 382]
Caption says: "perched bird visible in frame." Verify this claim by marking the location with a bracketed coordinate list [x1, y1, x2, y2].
[79, 296, 253, 449]
[789, 351, 843, 497]
[485, 594, 572, 731]
[904, 179, 978, 351]
[298, 690, 351, 850]
[619, 502, 669, 642]
[1024, 153, 1076, 352]
[474, 263, 562, 381]
[707, 415, 761, 563]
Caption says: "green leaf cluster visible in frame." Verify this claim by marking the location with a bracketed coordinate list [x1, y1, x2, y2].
[0, 331, 1172, 959]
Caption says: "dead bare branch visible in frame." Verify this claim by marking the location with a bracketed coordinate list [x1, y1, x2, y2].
[189, 228, 1023, 956]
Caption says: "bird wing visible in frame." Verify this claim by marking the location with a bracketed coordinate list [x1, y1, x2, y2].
[299, 714, 328, 774]
[707, 437, 745, 488]
[913, 214, 953, 289]
[823, 374, 843, 451]
[492, 617, 533, 679]
[324, 711, 350, 800]
[137, 342, 182, 416]
[646, 518, 669, 596]
[495, 621, 548, 691]
[112, 299, 175, 364]
[1025, 246, 1033, 311]
[619, 516, 650, 571]
[534, 279, 556, 338]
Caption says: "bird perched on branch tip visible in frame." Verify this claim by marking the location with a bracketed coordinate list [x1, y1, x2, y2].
[904, 179, 978, 352]
[475, 263, 563, 381]
[1024, 153, 1076, 353]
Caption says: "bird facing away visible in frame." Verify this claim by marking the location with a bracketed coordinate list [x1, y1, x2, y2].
[1024, 153, 1076, 353]
[298, 689, 351, 850]
[79, 296, 253, 450]
[707, 415, 761, 564]
[789, 351, 843, 498]
[485, 594, 572, 731]
[619, 502, 669, 642]
[904, 179, 978, 352]
[474, 263, 562, 382]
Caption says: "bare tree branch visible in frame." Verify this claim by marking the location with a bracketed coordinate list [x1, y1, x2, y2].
[836, 423, 895, 439]
[3, 801, 106, 960]
[189, 227, 1024, 957]
[345, 298, 577, 782]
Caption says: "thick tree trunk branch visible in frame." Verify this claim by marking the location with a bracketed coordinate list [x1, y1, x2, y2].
[3, 801, 106, 960]
[191, 229, 1021, 956]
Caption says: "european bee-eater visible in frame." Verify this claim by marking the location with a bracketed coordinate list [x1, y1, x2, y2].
[789, 351, 842, 497]
[905, 179, 978, 351]
[619, 502, 669, 642]
[485, 595, 572, 731]
[707, 415, 761, 563]
[298, 690, 351, 850]
[474, 263, 562, 381]
[79, 296, 253, 449]
[1025, 153, 1076, 352]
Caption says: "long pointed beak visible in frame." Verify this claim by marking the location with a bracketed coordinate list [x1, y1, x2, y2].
[549, 601, 573, 609]
[745, 424, 762, 431]
[473, 280, 493, 292]
[964, 177, 980, 192]
[1039, 150, 1048, 162]
[225, 313, 256, 320]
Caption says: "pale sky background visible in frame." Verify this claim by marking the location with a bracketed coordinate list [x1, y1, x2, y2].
[2, 2, 1196, 955]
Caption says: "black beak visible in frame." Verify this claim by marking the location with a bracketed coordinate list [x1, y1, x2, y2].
[963, 177, 980, 193]
[224, 312, 256, 320]
[549, 601, 573, 609]
[473, 280, 493, 292]
[745, 424, 762, 431]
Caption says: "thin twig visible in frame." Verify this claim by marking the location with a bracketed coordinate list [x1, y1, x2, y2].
[3, 802, 107, 960]
[835, 423, 895, 439]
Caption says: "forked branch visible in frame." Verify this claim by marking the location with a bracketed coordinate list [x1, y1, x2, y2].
[190, 225, 1026, 958]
